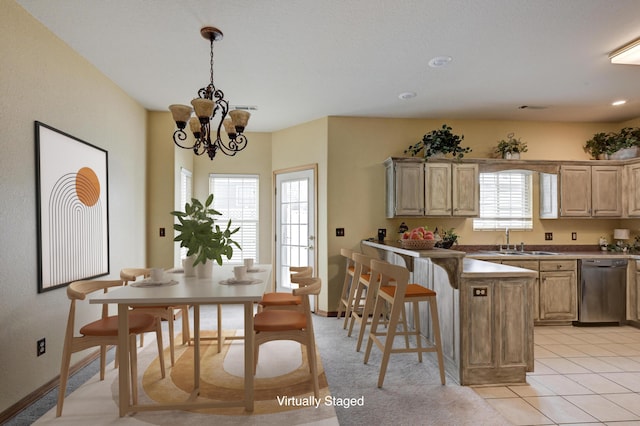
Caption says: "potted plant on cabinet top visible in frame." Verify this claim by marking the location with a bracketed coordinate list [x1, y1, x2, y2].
[583, 132, 613, 159]
[584, 127, 640, 160]
[170, 194, 241, 278]
[494, 133, 528, 159]
[405, 124, 472, 160]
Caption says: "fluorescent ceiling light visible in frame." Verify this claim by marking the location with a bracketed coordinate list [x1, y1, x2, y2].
[612, 100, 626, 106]
[609, 38, 640, 65]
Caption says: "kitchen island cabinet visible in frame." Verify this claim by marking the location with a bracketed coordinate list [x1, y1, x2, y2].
[362, 240, 536, 385]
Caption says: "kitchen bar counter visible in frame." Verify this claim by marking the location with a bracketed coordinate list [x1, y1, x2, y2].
[362, 239, 537, 385]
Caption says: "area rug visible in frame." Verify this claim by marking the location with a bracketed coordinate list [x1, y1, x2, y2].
[142, 330, 330, 415]
[34, 330, 338, 425]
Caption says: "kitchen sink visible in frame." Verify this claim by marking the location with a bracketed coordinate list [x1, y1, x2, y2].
[478, 250, 559, 256]
[519, 251, 559, 255]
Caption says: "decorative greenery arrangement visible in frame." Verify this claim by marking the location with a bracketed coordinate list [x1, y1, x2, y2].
[494, 133, 528, 158]
[405, 124, 472, 159]
[170, 194, 241, 266]
[583, 127, 640, 159]
[435, 228, 458, 249]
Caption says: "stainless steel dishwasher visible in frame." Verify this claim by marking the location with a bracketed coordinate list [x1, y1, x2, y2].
[576, 258, 627, 325]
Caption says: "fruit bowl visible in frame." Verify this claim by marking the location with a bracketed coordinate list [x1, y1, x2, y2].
[400, 239, 436, 250]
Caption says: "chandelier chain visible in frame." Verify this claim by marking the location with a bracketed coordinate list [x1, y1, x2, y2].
[209, 38, 215, 87]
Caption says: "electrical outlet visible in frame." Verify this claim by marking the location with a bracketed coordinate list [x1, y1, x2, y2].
[159, 227, 165, 237]
[473, 287, 488, 297]
[545, 232, 553, 241]
[336, 228, 345, 237]
[571, 232, 577, 241]
[37, 338, 46, 356]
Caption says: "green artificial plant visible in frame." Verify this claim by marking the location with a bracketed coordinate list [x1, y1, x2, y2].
[170, 194, 241, 266]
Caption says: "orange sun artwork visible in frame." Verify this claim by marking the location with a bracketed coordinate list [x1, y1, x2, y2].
[75, 167, 101, 206]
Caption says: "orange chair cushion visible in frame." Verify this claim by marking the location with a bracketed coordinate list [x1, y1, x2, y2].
[259, 292, 302, 306]
[380, 284, 436, 298]
[79, 312, 156, 336]
[347, 265, 355, 275]
[254, 310, 306, 332]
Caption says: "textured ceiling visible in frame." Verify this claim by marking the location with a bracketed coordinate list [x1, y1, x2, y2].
[16, 0, 640, 132]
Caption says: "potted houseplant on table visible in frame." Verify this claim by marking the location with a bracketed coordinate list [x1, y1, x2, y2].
[405, 124, 472, 160]
[495, 133, 528, 159]
[170, 194, 241, 278]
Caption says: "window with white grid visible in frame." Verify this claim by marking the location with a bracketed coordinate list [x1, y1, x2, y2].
[473, 170, 533, 230]
[209, 174, 259, 263]
[178, 168, 193, 260]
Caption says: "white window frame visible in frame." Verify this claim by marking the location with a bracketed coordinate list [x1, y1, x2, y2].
[208, 174, 259, 264]
[473, 170, 533, 231]
[177, 168, 193, 262]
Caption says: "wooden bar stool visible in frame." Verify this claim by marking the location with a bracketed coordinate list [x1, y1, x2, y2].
[363, 260, 445, 388]
[336, 248, 356, 328]
[347, 252, 378, 351]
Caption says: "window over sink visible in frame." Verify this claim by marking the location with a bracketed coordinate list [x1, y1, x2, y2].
[473, 170, 533, 231]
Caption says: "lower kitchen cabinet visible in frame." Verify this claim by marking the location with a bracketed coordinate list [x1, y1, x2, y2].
[539, 260, 577, 321]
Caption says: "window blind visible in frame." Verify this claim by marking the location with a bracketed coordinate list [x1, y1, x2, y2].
[209, 174, 259, 263]
[178, 168, 193, 260]
[473, 170, 533, 230]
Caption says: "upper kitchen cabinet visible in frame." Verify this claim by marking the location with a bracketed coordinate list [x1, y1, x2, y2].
[384, 158, 478, 218]
[385, 157, 424, 217]
[425, 163, 479, 216]
[559, 164, 621, 217]
[624, 162, 640, 217]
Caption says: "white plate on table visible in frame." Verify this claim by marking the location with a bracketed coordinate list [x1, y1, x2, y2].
[131, 279, 178, 288]
[219, 278, 262, 285]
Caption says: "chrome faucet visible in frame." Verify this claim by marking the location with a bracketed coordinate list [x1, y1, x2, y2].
[505, 228, 510, 248]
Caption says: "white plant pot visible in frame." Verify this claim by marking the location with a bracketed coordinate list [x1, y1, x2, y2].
[609, 146, 639, 160]
[195, 261, 213, 279]
[182, 255, 196, 277]
[503, 152, 520, 160]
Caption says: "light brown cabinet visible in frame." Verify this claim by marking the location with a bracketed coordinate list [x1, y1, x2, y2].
[385, 158, 424, 217]
[624, 162, 640, 217]
[559, 165, 622, 217]
[538, 260, 577, 321]
[424, 163, 479, 216]
[385, 158, 478, 218]
[502, 260, 540, 321]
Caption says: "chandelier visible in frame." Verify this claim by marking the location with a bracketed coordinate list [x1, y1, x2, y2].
[169, 27, 250, 160]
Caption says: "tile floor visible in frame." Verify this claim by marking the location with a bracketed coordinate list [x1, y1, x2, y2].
[472, 325, 640, 425]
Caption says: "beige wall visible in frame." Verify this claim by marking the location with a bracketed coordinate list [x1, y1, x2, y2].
[0, 1, 147, 412]
[272, 118, 329, 310]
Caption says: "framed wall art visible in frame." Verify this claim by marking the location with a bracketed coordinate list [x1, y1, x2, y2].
[35, 121, 109, 292]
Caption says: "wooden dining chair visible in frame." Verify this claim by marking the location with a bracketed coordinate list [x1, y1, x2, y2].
[257, 266, 311, 312]
[120, 268, 190, 366]
[253, 276, 322, 398]
[57, 279, 165, 417]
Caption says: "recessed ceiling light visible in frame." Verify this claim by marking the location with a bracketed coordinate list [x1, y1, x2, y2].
[398, 92, 417, 100]
[428, 56, 453, 68]
[612, 100, 627, 106]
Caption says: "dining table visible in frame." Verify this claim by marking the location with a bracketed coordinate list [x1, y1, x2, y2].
[89, 264, 271, 416]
